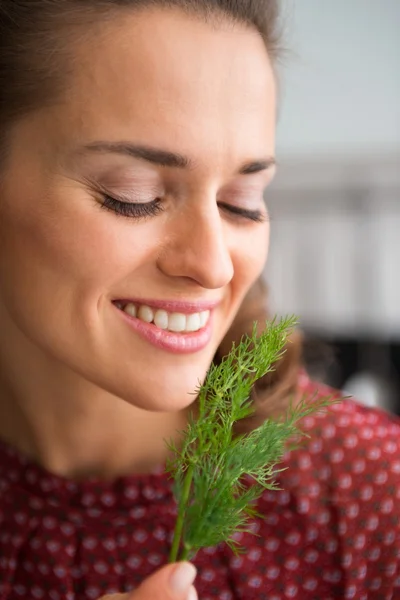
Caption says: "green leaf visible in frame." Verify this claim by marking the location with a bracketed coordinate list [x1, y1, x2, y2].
[166, 316, 336, 562]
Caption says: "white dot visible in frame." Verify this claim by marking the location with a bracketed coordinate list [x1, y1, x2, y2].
[248, 548, 261, 561]
[230, 556, 243, 569]
[101, 492, 115, 506]
[371, 577, 382, 590]
[86, 587, 100, 599]
[360, 485, 373, 501]
[346, 503, 360, 519]
[368, 547, 381, 561]
[284, 583, 298, 597]
[366, 515, 379, 531]
[102, 538, 116, 551]
[383, 441, 397, 454]
[285, 531, 301, 546]
[127, 555, 142, 569]
[342, 552, 353, 568]
[344, 584, 357, 598]
[322, 424, 336, 439]
[326, 538, 339, 553]
[201, 569, 216, 582]
[380, 498, 394, 514]
[360, 426, 374, 440]
[306, 527, 319, 542]
[133, 529, 148, 543]
[266, 566, 280, 580]
[375, 470, 389, 485]
[285, 557, 299, 571]
[390, 461, 400, 474]
[124, 486, 139, 499]
[265, 538, 280, 552]
[303, 577, 318, 591]
[366, 446, 381, 460]
[82, 537, 98, 550]
[331, 448, 344, 463]
[305, 549, 319, 563]
[354, 533, 367, 549]
[338, 474, 352, 489]
[94, 561, 108, 575]
[248, 575, 262, 588]
[384, 531, 396, 545]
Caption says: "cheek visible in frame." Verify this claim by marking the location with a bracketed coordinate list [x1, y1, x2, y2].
[233, 224, 270, 285]
[4, 185, 141, 279]
[0, 178, 160, 326]
[228, 223, 269, 318]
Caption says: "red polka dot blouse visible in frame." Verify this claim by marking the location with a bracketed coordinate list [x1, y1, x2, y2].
[0, 373, 399, 600]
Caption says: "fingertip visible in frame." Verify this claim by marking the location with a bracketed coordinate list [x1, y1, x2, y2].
[169, 562, 197, 594]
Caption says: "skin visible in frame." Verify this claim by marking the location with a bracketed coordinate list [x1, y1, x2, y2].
[0, 8, 276, 480]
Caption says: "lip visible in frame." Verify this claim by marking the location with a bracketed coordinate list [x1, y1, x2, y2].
[113, 303, 215, 354]
[113, 298, 221, 315]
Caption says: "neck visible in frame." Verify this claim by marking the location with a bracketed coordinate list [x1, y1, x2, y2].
[0, 342, 189, 482]
[0, 380, 189, 481]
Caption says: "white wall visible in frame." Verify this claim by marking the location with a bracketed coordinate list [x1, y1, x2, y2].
[264, 2, 400, 339]
[265, 158, 400, 339]
[276, 0, 400, 158]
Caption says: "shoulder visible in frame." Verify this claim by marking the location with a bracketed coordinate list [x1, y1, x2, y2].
[292, 374, 400, 485]
[278, 373, 400, 509]
[251, 375, 400, 597]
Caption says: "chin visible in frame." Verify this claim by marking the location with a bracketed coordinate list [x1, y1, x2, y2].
[122, 377, 202, 413]
[93, 360, 210, 413]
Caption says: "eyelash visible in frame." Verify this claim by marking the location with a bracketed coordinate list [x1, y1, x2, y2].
[100, 195, 267, 224]
[100, 195, 164, 219]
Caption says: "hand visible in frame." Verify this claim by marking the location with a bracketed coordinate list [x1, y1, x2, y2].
[99, 562, 198, 600]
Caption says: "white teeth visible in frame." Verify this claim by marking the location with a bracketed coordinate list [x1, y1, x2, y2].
[186, 313, 201, 332]
[153, 309, 169, 330]
[137, 305, 154, 323]
[124, 303, 137, 317]
[200, 310, 210, 327]
[168, 313, 187, 333]
[121, 303, 211, 333]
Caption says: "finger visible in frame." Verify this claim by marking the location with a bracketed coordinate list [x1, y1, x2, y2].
[101, 562, 198, 600]
[134, 562, 197, 600]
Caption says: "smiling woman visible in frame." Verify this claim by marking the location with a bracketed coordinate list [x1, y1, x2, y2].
[0, 5, 276, 416]
[0, 2, 399, 600]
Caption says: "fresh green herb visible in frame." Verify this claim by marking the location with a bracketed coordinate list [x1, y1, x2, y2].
[166, 316, 334, 562]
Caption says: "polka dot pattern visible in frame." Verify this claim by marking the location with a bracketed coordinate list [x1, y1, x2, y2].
[0, 372, 399, 599]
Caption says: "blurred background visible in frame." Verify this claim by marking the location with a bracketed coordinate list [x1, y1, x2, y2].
[265, 0, 400, 414]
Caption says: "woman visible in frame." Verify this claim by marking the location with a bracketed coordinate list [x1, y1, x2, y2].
[0, 1, 398, 599]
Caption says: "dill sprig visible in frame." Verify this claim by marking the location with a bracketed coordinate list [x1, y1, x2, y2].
[166, 316, 334, 562]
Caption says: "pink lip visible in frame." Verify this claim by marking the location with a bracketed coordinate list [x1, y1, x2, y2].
[113, 304, 215, 354]
[114, 298, 221, 315]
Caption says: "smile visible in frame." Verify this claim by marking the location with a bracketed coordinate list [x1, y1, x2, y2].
[116, 302, 211, 333]
[113, 299, 218, 354]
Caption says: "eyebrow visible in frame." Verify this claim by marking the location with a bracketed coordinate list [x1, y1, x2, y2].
[80, 141, 276, 175]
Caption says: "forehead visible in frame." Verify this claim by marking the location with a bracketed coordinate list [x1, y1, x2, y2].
[58, 8, 277, 170]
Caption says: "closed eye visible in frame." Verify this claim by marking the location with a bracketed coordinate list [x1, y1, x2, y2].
[100, 194, 164, 219]
[99, 193, 267, 224]
[218, 202, 268, 223]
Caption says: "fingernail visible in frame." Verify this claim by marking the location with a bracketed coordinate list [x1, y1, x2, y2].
[169, 562, 197, 594]
[187, 586, 198, 600]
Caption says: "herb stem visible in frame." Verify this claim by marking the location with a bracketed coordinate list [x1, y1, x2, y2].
[180, 545, 190, 561]
[169, 464, 194, 563]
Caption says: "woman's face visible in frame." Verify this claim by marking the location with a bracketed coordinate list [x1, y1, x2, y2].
[0, 8, 276, 412]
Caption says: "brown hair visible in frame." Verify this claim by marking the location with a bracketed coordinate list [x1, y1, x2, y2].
[0, 0, 281, 125]
[0, 0, 302, 421]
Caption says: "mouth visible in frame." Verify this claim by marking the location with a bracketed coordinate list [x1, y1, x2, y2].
[113, 301, 211, 333]
[112, 299, 217, 354]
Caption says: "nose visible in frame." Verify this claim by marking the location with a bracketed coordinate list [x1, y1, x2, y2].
[157, 200, 234, 290]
